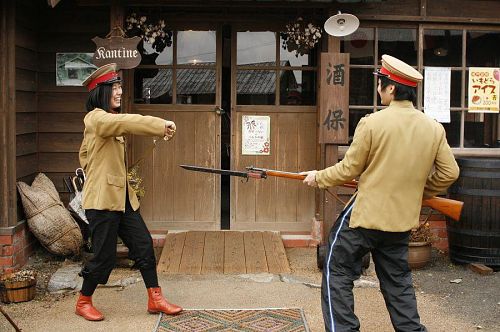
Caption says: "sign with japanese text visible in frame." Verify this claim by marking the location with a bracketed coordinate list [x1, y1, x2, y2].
[468, 67, 499, 113]
[424, 67, 451, 123]
[319, 53, 350, 144]
[242, 115, 271, 155]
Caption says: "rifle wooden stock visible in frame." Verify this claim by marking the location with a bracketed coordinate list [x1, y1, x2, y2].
[248, 168, 463, 222]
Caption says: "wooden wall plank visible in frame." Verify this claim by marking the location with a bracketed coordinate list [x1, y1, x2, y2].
[16, 68, 37, 92]
[243, 231, 268, 273]
[16, 91, 37, 113]
[194, 112, 217, 222]
[38, 152, 80, 172]
[38, 112, 85, 132]
[157, 232, 186, 275]
[39, 133, 83, 152]
[178, 231, 205, 274]
[16, 112, 37, 135]
[16, 133, 37, 156]
[276, 113, 299, 222]
[224, 231, 245, 274]
[38, 92, 88, 113]
[427, 0, 500, 19]
[134, 134, 154, 221]
[297, 113, 316, 222]
[15, 25, 37, 50]
[201, 231, 224, 274]
[16, 154, 37, 179]
[38, 72, 88, 93]
[15, 46, 37, 72]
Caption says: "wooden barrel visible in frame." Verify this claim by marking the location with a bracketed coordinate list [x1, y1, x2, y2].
[447, 158, 500, 269]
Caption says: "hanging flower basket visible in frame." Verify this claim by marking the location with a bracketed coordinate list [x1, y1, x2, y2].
[125, 13, 172, 53]
[280, 17, 322, 57]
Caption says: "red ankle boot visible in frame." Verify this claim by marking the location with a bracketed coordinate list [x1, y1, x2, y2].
[147, 287, 182, 315]
[75, 293, 104, 321]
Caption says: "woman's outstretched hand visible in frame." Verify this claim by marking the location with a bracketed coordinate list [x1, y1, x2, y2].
[164, 120, 176, 140]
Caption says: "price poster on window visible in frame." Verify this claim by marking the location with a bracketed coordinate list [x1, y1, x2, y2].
[242, 115, 270, 155]
[424, 67, 451, 123]
[468, 67, 500, 113]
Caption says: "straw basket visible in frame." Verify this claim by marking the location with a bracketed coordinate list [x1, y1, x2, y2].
[0, 271, 37, 303]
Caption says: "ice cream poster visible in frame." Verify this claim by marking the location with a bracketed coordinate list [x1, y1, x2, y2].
[468, 67, 500, 113]
[242, 115, 270, 155]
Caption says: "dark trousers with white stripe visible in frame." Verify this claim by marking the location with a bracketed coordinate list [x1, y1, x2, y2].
[321, 201, 427, 332]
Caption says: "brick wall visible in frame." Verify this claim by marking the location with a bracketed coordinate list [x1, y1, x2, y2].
[428, 214, 449, 253]
[0, 223, 38, 274]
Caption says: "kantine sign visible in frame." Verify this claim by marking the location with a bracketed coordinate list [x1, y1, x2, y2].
[92, 36, 142, 69]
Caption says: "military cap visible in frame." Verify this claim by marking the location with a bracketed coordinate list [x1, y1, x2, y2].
[82, 63, 121, 92]
[374, 54, 423, 87]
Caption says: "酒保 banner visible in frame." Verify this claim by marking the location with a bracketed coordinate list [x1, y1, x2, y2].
[468, 67, 500, 113]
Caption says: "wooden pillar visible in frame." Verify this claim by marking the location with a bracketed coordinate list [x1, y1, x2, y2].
[0, 1, 17, 228]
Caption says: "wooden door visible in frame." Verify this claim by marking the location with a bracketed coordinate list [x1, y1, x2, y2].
[129, 30, 222, 231]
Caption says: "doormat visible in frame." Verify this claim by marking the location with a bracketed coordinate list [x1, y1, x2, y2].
[154, 308, 310, 332]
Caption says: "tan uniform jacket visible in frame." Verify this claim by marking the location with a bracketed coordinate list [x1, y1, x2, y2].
[316, 100, 459, 232]
[79, 108, 165, 211]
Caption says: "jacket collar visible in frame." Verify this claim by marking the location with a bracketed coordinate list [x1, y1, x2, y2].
[389, 100, 415, 109]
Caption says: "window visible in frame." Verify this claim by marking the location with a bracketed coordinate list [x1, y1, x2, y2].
[342, 26, 500, 150]
[236, 31, 318, 106]
[134, 30, 217, 105]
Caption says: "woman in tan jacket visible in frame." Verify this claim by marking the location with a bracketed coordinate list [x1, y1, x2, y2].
[75, 63, 182, 321]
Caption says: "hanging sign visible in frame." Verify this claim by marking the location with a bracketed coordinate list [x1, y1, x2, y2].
[424, 67, 451, 123]
[319, 53, 350, 144]
[242, 115, 270, 155]
[92, 36, 142, 69]
[468, 67, 499, 113]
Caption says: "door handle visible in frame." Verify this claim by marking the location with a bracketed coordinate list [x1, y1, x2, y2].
[214, 106, 225, 115]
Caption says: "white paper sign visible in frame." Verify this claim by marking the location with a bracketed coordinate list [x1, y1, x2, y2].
[424, 67, 451, 123]
[242, 115, 270, 155]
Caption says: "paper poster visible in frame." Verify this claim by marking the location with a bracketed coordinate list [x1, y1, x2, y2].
[424, 67, 451, 123]
[242, 115, 270, 155]
[468, 67, 500, 113]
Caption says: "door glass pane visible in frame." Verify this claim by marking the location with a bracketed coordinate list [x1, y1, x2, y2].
[177, 31, 216, 65]
[350, 68, 374, 105]
[143, 41, 173, 65]
[237, 69, 275, 105]
[422, 70, 461, 108]
[378, 28, 417, 65]
[176, 67, 216, 104]
[134, 68, 172, 104]
[279, 70, 316, 105]
[349, 109, 373, 140]
[280, 34, 312, 67]
[423, 29, 462, 67]
[237, 32, 276, 66]
[465, 112, 498, 148]
[341, 28, 375, 65]
[442, 111, 461, 148]
[467, 31, 500, 67]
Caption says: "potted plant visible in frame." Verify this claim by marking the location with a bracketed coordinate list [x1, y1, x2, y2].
[408, 221, 435, 269]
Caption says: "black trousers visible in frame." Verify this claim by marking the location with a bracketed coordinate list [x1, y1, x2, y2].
[81, 200, 156, 285]
[322, 200, 427, 332]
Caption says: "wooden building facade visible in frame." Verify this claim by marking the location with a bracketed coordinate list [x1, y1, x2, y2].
[1, 0, 500, 272]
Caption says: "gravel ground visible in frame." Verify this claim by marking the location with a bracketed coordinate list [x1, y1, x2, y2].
[0, 247, 498, 331]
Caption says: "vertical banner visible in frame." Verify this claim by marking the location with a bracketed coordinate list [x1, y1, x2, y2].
[468, 67, 500, 113]
[319, 53, 350, 144]
[424, 67, 451, 123]
[242, 115, 271, 155]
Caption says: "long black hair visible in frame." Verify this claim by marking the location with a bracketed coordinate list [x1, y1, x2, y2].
[379, 76, 417, 105]
[85, 83, 120, 113]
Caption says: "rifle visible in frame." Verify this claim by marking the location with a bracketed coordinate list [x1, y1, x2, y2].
[180, 165, 463, 221]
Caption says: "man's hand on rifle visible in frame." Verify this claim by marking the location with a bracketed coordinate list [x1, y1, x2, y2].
[300, 170, 318, 187]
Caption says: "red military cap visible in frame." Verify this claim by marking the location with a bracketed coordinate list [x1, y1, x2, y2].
[374, 54, 423, 87]
[82, 63, 121, 92]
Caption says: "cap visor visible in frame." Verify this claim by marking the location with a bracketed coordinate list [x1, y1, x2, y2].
[373, 69, 389, 78]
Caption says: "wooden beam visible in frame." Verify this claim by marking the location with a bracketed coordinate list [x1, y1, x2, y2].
[0, 1, 17, 228]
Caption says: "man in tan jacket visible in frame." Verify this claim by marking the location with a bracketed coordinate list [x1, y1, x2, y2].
[302, 55, 459, 332]
[75, 63, 182, 321]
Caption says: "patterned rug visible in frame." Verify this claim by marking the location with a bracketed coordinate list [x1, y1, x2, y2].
[154, 308, 310, 332]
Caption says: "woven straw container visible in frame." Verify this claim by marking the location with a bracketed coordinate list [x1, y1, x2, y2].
[0, 271, 37, 303]
[17, 173, 83, 256]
